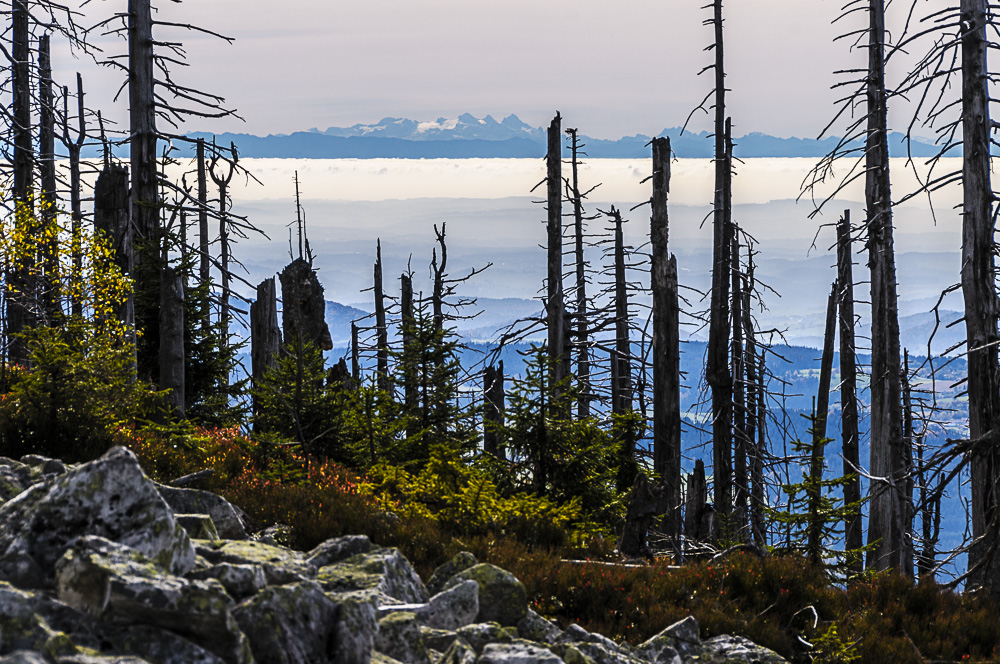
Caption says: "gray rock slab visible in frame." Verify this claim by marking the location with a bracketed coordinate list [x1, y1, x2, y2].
[317, 548, 428, 604]
[188, 562, 266, 600]
[477, 641, 564, 664]
[232, 581, 339, 664]
[375, 611, 429, 664]
[416, 579, 478, 631]
[306, 535, 372, 568]
[426, 552, 476, 596]
[155, 485, 247, 540]
[444, 563, 526, 627]
[0, 447, 194, 586]
[701, 635, 789, 663]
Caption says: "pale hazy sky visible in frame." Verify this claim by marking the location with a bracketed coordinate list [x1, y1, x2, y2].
[46, 0, 955, 141]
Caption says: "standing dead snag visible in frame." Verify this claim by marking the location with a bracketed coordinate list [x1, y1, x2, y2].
[400, 272, 418, 438]
[196, 138, 211, 332]
[93, 163, 134, 340]
[279, 258, 333, 352]
[159, 266, 185, 417]
[250, 277, 281, 426]
[38, 34, 59, 322]
[483, 362, 505, 460]
[650, 136, 682, 557]
[546, 112, 568, 409]
[958, 0, 1000, 596]
[209, 142, 238, 348]
[607, 206, 637, 491]
[373, 240, 389, 393]
[566, 127, 593, 419]
[864, 0, 910, 576]
[837, 211, 863, 572]
[8, 0, 33, 365]
[59, 73, 87, 319]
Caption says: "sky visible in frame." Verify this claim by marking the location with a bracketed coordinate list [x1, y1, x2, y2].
[46, 0, 956, 141]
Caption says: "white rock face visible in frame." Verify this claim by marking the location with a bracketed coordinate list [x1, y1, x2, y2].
[416, 580, 479, 630]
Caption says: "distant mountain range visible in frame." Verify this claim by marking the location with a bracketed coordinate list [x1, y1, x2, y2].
[178, 113, 950, 160]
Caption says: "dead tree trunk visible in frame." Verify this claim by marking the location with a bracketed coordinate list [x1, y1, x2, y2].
[837, 211, 863, 572]
[279, 258, 333, 351]
[817, 282, 838, 440]
[159, 266, 185, 417]
[8, 0, 33, 364]
[250, 277, 281, 425]
[708, 118, 735, 531]
[686, 459, 709, 545]
[960, 0, 1000, 597]
[351, 321, 360, 382]
[196, 138, 211, 332]
[484, 361, 505, 460]
[610, 207, 636, 491]
[546, 113, 567, 407]
[94, 164, 134, 339]
[731, 232, 748, 536]
[374, 241, 389, 393]
[567, 127, 591, 419]
[401, 272, 418, 438]
[744, 260, 766, 547]
[209, 146, 236, 347]
[650, 136, 681, 556]
[60, 74, 86, 319]
[864, 0, 910, 576]
[38, 34, 59, 322]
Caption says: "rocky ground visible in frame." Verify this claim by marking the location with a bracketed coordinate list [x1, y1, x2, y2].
[0, 447, 788, 664]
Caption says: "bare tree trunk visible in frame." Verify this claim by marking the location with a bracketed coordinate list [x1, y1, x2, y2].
[159, 265, 185, 417]
[816, 282, 838, 439]
[60, 74, 86, 319]
[250, 277, 280, 426]
[351, 321, 360, 382]
[731, 233, 748, 536]
[401, 272, 418, 438]
[708, 116, 735, 531]
[196, 138, 211, 332]
[374, 240, 389, 393]
[484, 362, 505, 460]
[94, 163, 135, 342]
[610, 207, 636, 491]
[686, 459, 709, 545]
[960, 0, 1000, 597]
[9, 0, 33, 364]
[837, 212, 863, 572]
[651, 137, 681, 557]
[38, 35, 59, 322]
[546, 113, 567, 407]
[864, 0, 910, 576]
[567, 128, 591, 419]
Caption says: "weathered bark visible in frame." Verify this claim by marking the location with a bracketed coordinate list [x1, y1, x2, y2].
[546, 113, 567, 406]
[94, 163, 135, 338]
[816, 282, 839, 440]
[960, 0, 1000, 597]
[279, 258, 332, 351]
[864, 0, 910, 576]
[708, 116, 735, 529]
[483, 361, 505, 460]
[650, 137, 681, 556]
[38, 35, 59, 322]
[731, 233, 747, 536]
[8, 0, 33, 365]
[742, 254, 766, 547]
[61, 74, 86, 319]
[250, 277, 281, 425]
[567, 128, 591, 419]
[351, 322, 360, 381]
[401, 272, 418, 438]
[159, 266, 185, 417]
[837, 212, 863, 572]
[209, 149, 236, 347]
[686, 459, 709, 545]
[128, 0, 158, 243]
[374, 241, 389, 393]
[196, 138, 211, 332]
[610, 207, 636, 491]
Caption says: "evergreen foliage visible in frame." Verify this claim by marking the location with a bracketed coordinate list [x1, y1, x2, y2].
[0, 202, 160, 460]
[769, 411, 866, 574]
